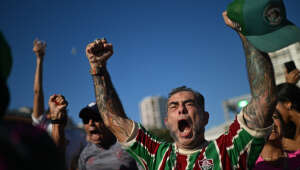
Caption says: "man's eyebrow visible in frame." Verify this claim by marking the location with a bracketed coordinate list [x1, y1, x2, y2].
[183, 99, 196, 104]
[168, 101, 178, 106]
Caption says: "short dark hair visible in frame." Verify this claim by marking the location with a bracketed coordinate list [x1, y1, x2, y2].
[277, 83, 300, 112]
[168, 86, 205, 110]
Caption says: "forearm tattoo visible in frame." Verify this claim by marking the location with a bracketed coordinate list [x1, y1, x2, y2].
[92, 67, 132, 140]
[241, 37, 276, 129]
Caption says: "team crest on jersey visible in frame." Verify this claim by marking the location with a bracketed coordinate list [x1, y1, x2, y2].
[198, 159, 214, 170]
[263, 4, 283, 26]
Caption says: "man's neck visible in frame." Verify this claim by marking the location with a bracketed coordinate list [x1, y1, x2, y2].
[95, 140, 115, 150]
[176, 139, 208, 154]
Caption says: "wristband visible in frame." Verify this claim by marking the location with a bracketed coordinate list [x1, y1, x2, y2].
[51, 119, 65, 124]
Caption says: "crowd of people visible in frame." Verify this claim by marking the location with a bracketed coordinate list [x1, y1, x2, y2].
[1, 0, 300, 169]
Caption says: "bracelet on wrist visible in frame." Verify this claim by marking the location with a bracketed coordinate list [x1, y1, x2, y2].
[51, 119, 65, 124]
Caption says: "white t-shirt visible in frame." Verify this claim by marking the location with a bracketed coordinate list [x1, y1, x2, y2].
[32, 114, 87, 169]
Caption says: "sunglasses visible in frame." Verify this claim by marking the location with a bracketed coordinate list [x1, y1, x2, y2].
[82, 114, 102, 124]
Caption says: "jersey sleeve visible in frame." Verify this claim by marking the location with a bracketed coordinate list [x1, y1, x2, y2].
[213, 110, 272, 169]
[120, 121, 169, 170]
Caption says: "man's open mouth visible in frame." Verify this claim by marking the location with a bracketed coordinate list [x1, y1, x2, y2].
[178, 119, 192, 137]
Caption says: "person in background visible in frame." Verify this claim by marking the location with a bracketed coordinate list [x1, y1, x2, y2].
[277, 83, 300, 151]
[254, 64, 300, 169]
[31, 39, 86, 170]
[0, 31, 65, 170]
[48, 94, 69, 156]
[253, 83, 300, 170]
[280, 66, 300, 151]
[78, 102, 139, 170]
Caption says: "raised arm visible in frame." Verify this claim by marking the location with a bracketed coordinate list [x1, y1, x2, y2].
[223, 11, 277, 129]
[32, 39, 46, 119]
[48, 94, 68, 153]
[85, 38, 133, 142]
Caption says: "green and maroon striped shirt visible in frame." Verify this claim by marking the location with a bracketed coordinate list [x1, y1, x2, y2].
[122, 112, 272, 170]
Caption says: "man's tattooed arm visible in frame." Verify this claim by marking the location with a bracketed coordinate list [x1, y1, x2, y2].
[92, 67, 133, 142]
[86, 38, 134, 143]
[240, 34, 276, 129]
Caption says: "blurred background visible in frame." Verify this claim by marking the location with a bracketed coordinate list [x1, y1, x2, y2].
[1, 0, 300, 136]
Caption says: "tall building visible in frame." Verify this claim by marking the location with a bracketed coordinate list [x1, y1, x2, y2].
[140, 96, 167, 129]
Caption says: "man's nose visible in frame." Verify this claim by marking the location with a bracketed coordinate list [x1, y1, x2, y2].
[178, 104, 187, 114]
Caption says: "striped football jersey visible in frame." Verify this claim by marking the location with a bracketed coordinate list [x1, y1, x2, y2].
[122, 111, 271, 170]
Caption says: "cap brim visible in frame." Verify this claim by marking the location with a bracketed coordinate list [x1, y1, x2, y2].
[246, 24, 300, 53]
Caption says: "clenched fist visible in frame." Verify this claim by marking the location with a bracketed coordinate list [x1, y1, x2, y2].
[48, 94, 68, 123]
[33, 39, 47, 58]
[86, 38, 113, 69]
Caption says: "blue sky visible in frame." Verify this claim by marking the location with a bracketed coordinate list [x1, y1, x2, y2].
[2, 0, 300, 129]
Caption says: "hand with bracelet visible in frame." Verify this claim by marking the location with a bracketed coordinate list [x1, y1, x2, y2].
[48, 94, 68, 125]
[48, 94, 69, 151]
[86, 38, 113, 75]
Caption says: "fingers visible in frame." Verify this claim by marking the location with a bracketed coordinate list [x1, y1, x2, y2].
[222, 11, 227, 21]
[34, 38, 38, 45]
[33, 38, 46, 57]
[49, 94, 68, 106]
[34, 39, 46, 48]
[54, 94, 68, 106]
[222, 11, 242, 32]
[49, 94, 57, 103]
[285, 69, 300, 84]
[86, 37, 113, 65]
[222, 11, 231, 26]
[291, 69, 300, 76]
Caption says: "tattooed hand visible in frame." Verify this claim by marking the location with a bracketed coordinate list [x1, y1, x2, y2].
[86, 38, 113, 69]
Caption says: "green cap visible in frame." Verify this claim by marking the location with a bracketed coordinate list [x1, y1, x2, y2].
[227, 0, 300, 52]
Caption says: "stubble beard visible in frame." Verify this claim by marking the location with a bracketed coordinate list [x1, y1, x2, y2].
[169, 123, 205, 149]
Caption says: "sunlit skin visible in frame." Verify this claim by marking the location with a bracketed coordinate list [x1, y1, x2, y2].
[165, 91, 209, 150]
[268, 112, 282, 142]
[259, 111, 285, 162]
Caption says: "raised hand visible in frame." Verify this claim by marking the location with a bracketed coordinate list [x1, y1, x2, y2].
[222, 10, 276, 129]
[222, 11, 242, 32]
[285, 69, 300, 84]
[86, 38, 113, 70]
[33, 38, 47, 59]
[48, 94, 68, 123]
